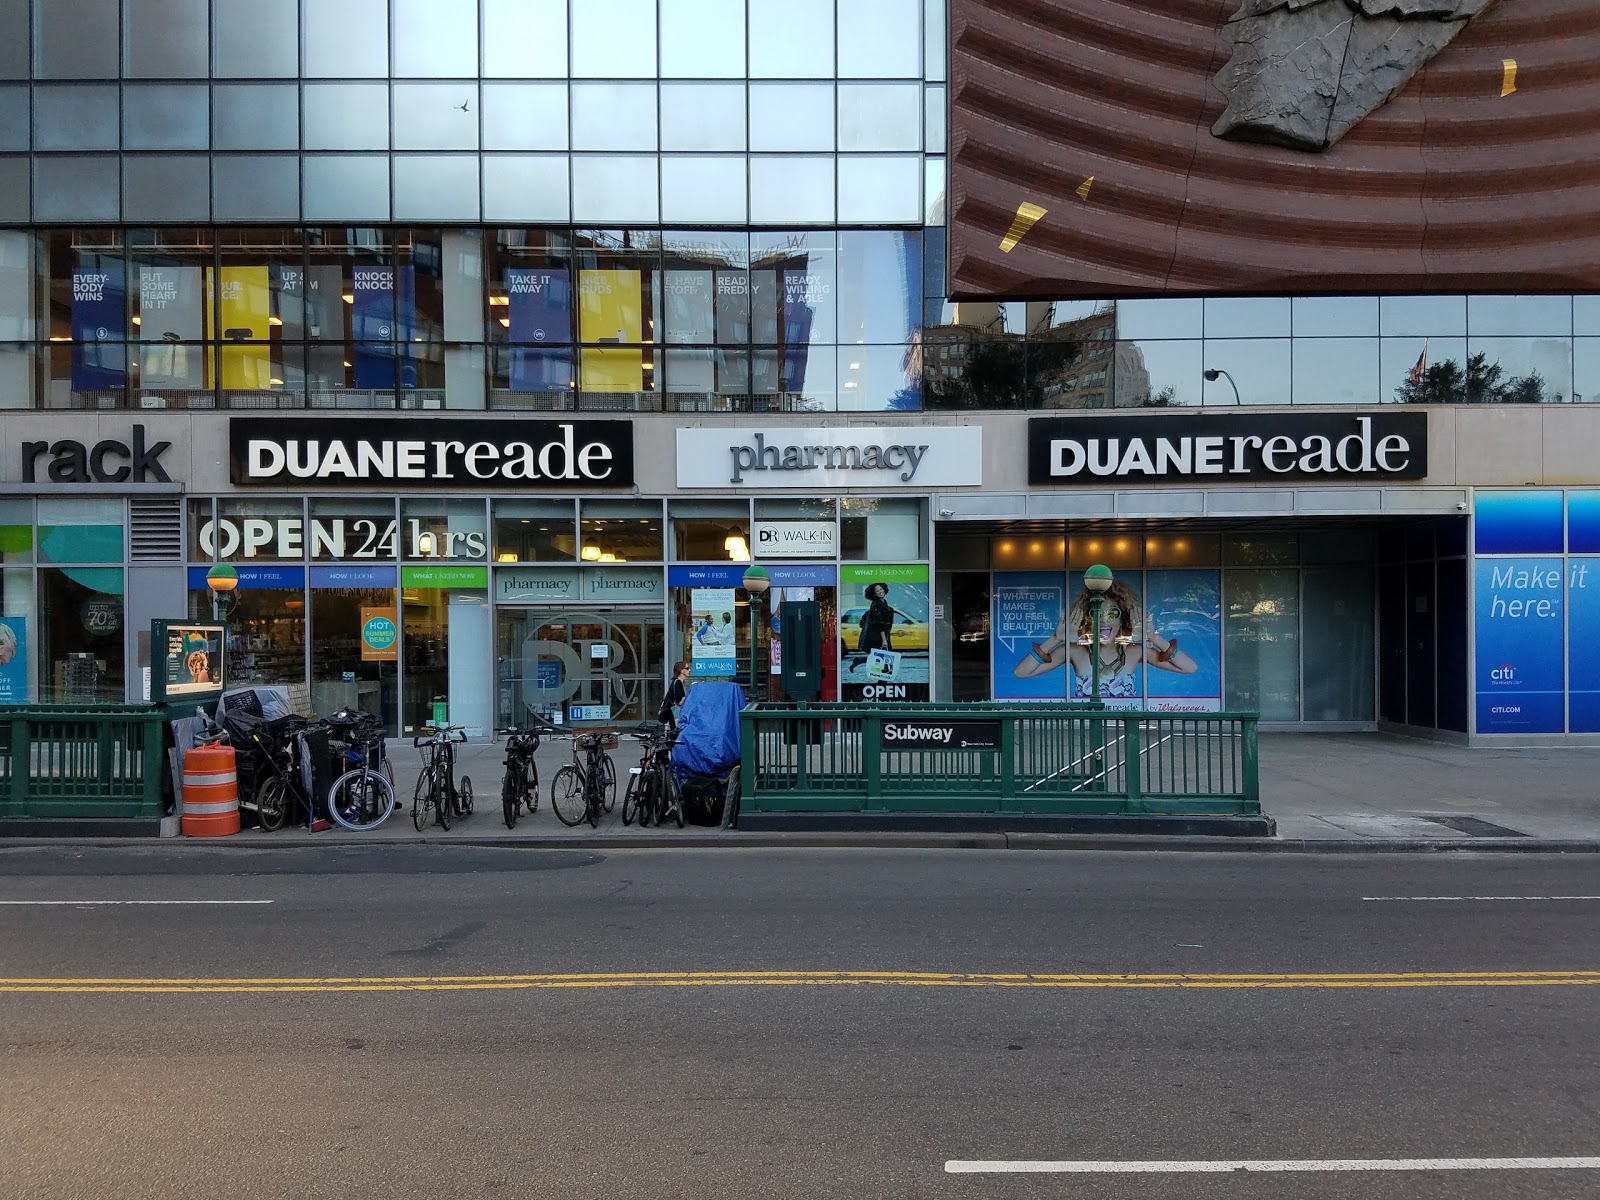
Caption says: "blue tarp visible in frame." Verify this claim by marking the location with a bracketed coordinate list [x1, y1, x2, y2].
[672, 680, 744, 783]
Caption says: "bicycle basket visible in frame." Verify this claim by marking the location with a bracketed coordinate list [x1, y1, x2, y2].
[576, 731, 619, 751]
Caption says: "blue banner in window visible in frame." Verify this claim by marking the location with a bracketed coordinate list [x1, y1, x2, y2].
[992, 571, 1068, 701]
[668, 564, 744, 588]
[506, 268, 570, 344]
[1569, 558, 1600, 732]
[1474, 490, 1563, 555]
[70, 261, 126, 391]
[310, 565, 397, 589]
[770, 564, 836, 587]
[1568, 492, 1600, 553]
[1473, 556, 1564, 733]
[351, 265, 416, 390]
[188, 565, 306, 590]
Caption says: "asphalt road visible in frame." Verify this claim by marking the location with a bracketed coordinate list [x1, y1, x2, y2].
[2, 845, 1598, 1200]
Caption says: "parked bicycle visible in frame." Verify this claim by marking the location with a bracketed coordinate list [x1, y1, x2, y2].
[497, 720, 550, 829]
[326, 715, 397, 832]
[215, 709, 330, 832]
[550, 728, 618, 828]
[412, 724, 472, 832]
[622, 723, 682, 828]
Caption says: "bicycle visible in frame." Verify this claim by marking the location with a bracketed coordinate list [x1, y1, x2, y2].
[497, 721, 548, 829]
[550, 728, 618, 828]
[622, 723, 681, 828]
[327, 721, 397, 832]
[412, 724, 472, 832]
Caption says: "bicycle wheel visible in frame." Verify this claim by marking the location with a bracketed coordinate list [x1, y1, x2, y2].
[550, 764, 587, 826]
[660, 769, 684, 829]
[432, 769, 451, 831]
[501, 767, 518, 829]
[524, 760, 539, 815]
[621, 770, 639, 825]
[256, 776, 289, 832]
[412, 765, 435, 833]
[600, 753, 617, 813]
[457, 775, 473, 817]
[637, 768, 656, 827]
[328, 769, 396, 832]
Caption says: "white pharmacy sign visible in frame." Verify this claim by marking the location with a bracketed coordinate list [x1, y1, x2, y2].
[676, 426, 982, 489]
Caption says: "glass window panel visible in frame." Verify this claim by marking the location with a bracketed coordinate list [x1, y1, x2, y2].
[1224, 567, 1300, 720]
[839, 344, 919, 411]
[39, 567, 124, 702]
[661, 157, 748, 225]
[1145, 534, 1220, 568]
[1302, 530, 1374, 564]
[38, 498, 123, 563]
[482, 0, 566, 78]
[393, 84, 480, 151]
[309, 580, 398, 729]
[1, 499, 34, 563]
[42, 340, 126, 408]
[303, 0, 388, 77]
[1380, 294, 1466, 337]
[303, 156, 391, 222]
[493, 499, 576, 563]
[571, 158, 659, 225]
[571, 83, 658, 152]
[1467, 294, 1573, 337]
[1204, 297, 1289, 339]
[661, 0, 745, 78]
[213, 155, 300, 221]
[400, 499, 488, 560]
[1291, 338, 1380, 405]
[750, 0, 833, 78]
[124, 0, 208, 77]
[393, 156, 481, 221]
[129, 229, 211, 407]
[123, 85, 209, 151]
[581, 499, 663, 562]
[662, 231, 748, 343]
[34, 0, 118, 78]
[483, 84, 567, 152]
[1381, 336, 1466, 403]
[1465, 336, 1575, 403]
[0, 342, 35, 408]
[751, 231, 836, 348]
[124, 155, 210, 223]
[393, 0, 478, 76]
[483, 156, 570, 223]
[925, 154, 946, 224]
[923, 226, 946, 298]
[0, 156, 24, 222]
[1577, 296, 1600, 337]
[489, 341, 573, 408]
[1115, 338, 1200, 407]
[214, 84, 299, 150]
[924, 0, 946, 82]
[1224, 535, 1297, 566]
[1303, 565, 1374, 721]
[488, 228, 573, 342]
[756, 343, 835, 411]
[840, 497, 926, 560]
[838, 230, 921, 345]
[838, 0, 921, 78]
[0, 86, 28, 150]
[1066, 533, 1141, 570]
[0, 231, 36, 341]
[1201, 339, 1289, 405]
[925, 85, 945, 154]
[33, 85, 119, 150]
[33, 157, 119, 223]
[304, 84, 389, 151]
[660, 83, 746, 152]
[669, 499, 749, 561]
[838, 83, 922, 151]
[0, 0, 26, 78]
[1575, 338, 1599, 404]
[837, 156, 923, 223]
[749, 83, 833, 152]
[1117, 298, 1202, 341]
[1292, 295, 1378, 337]
[749, 157, 835, 225]
[572, 0, 655, 77]
[213, 0, 298, 78]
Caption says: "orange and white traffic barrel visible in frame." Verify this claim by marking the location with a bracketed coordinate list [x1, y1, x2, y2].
[182, 743, 240, 837]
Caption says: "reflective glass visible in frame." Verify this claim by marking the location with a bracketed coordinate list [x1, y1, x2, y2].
[1117, 298, 1202, 341]
[839, 344, 919, 411]
[661, 0, 745, 78]
[303, 0, 388, 78]
[1204, 297, 1289, 339]
[124, 0, 208, 77]
[660, 84, 746, 152]
[572, 0, 655, 77]
[1224, 567, 1300, 721]
[493, 499, 577, 563]
[482, 0, 566, 78]
[214, 84, 299, 150]
[483, 156, 570, 222]
[124, 155, 210, 222]
[571, 158, 660, 224]
[924, 0, 946, 82]
[0, 157, 24, 222]
[839, 84, 922, 151]
[1116, 339, 1201, 406]
[0, 86, 28, 150]
[33, 157, 119, 222]
[393, 0, 478, 76]
[33, 85, 119, 151]
[393, 156, 480, 222]
[1466, 294, 1572, 337]
[669, 500, 749, 560]
[0, 343, 34, 408]
[751, 231, 836, 347]
[0, 231, 34, 341]
[213, 0, 299, 78]
[304, 84, 390, 151]
[838, 0, 922, 78]
[749, 157, 834, 224]
[39, 567, 125, 702]
[302, 156, 390, 222]
[393, 84, 480, 151]
[573, 230, 661, 397]
[1303, 566, 1373, 721]
[838, 231, 921, 344]
[749, 0, 833, 78]
[661, 157, 748, 225]
[1380, 294, 1465, 337]
[925, 85, 945, 154]
[1381, 335, 1466, 403]
[483, 84, 567, 151]
[571, 84, 658, 152]
[1465, 336, 1575, 403]
[1578, 296, 1600, 337]
[581, 500, 664, 562]
[1576, 338, 1599, 404]
[123, 85, 209, 150]
[0, 0, 25, 78]
[213, 156, 299, 221]
[1201, 338, 1289, 405]
[925, 155, 945, 224]
[750, 84, 834, 152]
[838, 156, 923, 223]
[1292, 295, 1378, 337]
[34, 0, 118, 78]
[1291, 338, 1380, 405]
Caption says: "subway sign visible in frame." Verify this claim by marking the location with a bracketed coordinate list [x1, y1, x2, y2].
[1028, 413, 1427, 485]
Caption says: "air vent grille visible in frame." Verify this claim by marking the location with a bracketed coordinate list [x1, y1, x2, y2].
[129, 497, 183, 563]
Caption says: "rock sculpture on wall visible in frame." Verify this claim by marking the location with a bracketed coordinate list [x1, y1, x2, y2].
[1211, 0, 1502, 151]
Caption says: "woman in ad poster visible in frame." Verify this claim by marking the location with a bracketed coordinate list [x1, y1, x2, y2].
[1012, 578, 1196, 698]
[847, 582, 895, 669]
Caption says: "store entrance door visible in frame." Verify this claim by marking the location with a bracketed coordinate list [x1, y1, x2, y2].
[496, 606, 666, 729]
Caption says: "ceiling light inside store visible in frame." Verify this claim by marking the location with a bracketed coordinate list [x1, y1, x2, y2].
[582, 546, 601, 561]
[131, 316, 141, 325]
[489, 296, 509, 305]
[599, 553, 618, 563]
[342, 294, 354, 304]
[499, 318, 510, 327]
[725, 535, 750, 562]
[497, 553, 517, 562]
[269, 378, 284, 385]
[269, 316, 283, 326]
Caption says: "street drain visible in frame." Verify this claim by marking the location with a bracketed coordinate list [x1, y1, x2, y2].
[1417, 813, 1529, 838]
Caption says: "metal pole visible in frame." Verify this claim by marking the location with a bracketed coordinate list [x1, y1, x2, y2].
[1087, 592, 1105, 710]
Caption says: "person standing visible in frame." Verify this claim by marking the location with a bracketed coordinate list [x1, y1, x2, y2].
[657, 660, 690, 726]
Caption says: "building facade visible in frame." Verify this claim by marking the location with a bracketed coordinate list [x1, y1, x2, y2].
[0, 0, 1595, 744]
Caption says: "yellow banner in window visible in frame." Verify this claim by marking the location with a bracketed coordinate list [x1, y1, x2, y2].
[578, 269, 642, 392]
[218, 265, 272, 390]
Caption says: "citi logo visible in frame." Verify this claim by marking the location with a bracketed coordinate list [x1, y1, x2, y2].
[1490, 663, 1516, 681]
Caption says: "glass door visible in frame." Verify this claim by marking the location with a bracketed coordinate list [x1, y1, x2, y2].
[496, 606, 666, 728]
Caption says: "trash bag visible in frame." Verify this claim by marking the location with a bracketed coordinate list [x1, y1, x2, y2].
[671, 680, 744, 783]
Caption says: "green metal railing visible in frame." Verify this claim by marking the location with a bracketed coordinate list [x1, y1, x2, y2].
[739, 704, 1260, 816]
[0, 705, 167, 820]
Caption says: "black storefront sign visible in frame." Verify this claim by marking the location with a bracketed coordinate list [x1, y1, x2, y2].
[230, 418, 634, 488]
[882, 718, 1002, 750]
[1028, 413, 1427, 485]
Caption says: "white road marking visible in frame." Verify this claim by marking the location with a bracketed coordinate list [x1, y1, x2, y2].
[0, 900, 274, 906]
[945, 1157, 1600, 1174]
[1362, 896, 1600, 902]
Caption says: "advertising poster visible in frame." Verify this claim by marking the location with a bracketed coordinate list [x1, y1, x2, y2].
[689, 587, 737, 677]
[360, 607, 399, 662]
[137, 264, 205, 390]
[840, 564, 929, 702]
[993, 571, 1067, 701]
[1570, 559, 1600, 732]
[0, 616, 26, 702]
[507, 267, 572, 392]
[1142, 569, 1222, 712]
[663, 269, 715, 343]
[1474, 556, 1564, 734]
[70, 261, 126, 391]
[351, 265, 417, 389]
[157, 622, 226, 700]
[578, 269, 643, 392]
[218, 264, 272, 389]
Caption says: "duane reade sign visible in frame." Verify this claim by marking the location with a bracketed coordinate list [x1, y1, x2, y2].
[1028, 413, 1427, 485]
[231, 418, 634, 488]
[677, 426, 982, 489]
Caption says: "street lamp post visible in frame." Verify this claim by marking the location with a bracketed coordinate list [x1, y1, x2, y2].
[205, 562, 239, 625]
[1204, 367, 1241, 405]
[1081, 563, 1114, 711]
[741, 563, 771, 703]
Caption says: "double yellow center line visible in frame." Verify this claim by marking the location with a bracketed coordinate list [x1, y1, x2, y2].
[2, 970, 1598, 995]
